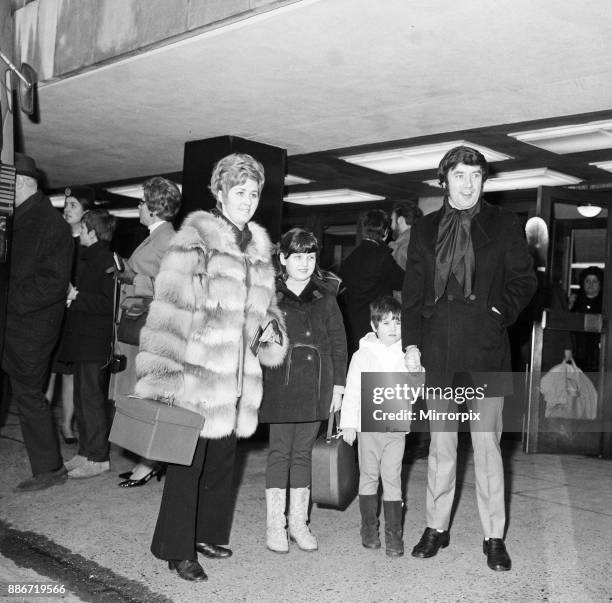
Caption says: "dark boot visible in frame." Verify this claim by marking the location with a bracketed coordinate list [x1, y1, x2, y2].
[383, 500, 404, 557]
[358, 494, 381, 549]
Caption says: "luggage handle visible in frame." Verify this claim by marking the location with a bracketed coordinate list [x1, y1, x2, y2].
[325, 411, 342, 442]
[128, 393, 175, 407]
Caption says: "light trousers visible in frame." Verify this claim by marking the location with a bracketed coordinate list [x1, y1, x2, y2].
[357, 432, 405, 501]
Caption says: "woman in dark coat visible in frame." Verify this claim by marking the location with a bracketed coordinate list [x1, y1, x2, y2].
[260, 228, 347, 554]
[60, 209, 117, 478]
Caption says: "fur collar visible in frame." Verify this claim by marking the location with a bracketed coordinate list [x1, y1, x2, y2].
[176, 210, 273, 262]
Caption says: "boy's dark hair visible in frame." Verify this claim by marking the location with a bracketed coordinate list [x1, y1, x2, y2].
[392, 201, 423, 225]
[81, 209, 117, 243]
[370, 295, 401, 327]
[359, 209, 390, 243]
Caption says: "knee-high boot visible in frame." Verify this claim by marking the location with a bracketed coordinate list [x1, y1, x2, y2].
[265, 488, 289, 553]
[383, 500, 404, 557]
[359, 494, 381, 548]
[288, 487, 318, 551]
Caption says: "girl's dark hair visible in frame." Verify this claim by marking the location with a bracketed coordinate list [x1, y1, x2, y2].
[579, 265, 604, 289]
[370, 295, 401, 327]
[81, 209, 117, 243]
[278, 228, 320, 280]
[437, 145, 489, 186]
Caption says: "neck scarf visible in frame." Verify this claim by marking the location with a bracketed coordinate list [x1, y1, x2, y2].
[211, 208, 252, 252]
[434, 197, 480, 302]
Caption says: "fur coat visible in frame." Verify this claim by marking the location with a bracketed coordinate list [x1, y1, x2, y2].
[134, 210, 288, 439]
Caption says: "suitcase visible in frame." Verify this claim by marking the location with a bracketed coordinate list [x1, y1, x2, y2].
[311, 411, 358, 509]
[109, 394, 205, 465]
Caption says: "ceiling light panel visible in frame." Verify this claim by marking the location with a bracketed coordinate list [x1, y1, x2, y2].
[109, 208, 140, 218]
[589, 160, 612, 173]
[284, 189, 385, 205]
[423, 168, 582, 192]
[509, 120, 612, 154]
[340, 141, 512, 174]
[106, 182, 182, 198]
[284, 174, 312, 185]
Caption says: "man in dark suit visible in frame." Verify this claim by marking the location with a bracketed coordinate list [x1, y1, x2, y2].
[401, 146, 536, 571]
[339, 209, 404, 355]
[2, 153, 73, 491]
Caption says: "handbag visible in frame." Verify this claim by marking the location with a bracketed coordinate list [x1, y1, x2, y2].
[116, 296, 152, 346]
[541, 358, 598, 420]
[108, 394, 205, 465]
[311, 411, 358, 509]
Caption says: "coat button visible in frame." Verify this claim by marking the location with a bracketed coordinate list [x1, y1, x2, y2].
[306, 354, 313, 361]
[305, 330, 311, 337]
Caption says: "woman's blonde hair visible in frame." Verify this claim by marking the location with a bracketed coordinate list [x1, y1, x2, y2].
[209, 153, 265, 208]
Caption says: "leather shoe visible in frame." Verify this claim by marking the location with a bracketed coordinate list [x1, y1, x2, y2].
[14, 466, 68, 492]
[411, 527, 450, 558]
[168, 559, 207, 581]
[195, 542, 233, 559]
[483, 538, 511, 571]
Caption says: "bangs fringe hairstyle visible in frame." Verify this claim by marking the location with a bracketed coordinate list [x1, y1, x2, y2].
[278, 228, 321, 280]
[209, 153, 265, 207]
[437, 145, 489, 186]
[370, 295, 401, 327]
[81, 209, 117, 243]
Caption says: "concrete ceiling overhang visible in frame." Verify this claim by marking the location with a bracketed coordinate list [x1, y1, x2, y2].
[18, 0, 612, 190]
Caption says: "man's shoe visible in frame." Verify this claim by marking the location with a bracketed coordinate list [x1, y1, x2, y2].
[68, 460, 110, 479]
[483, 538, 511, 571]
[64, 454, 87, 472]
[168, 559, 207, 581]
[14, 466, 68, 492]
[411, 527, 450, 558]
[195, 542, 233, 559]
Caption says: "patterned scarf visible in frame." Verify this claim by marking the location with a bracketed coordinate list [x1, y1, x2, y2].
[434, 197, 480, 302]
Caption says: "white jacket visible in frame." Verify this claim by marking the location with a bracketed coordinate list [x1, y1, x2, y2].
[339, 333, 408, 432]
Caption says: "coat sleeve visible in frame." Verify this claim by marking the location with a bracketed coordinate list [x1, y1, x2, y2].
[70, 265, 114, 316]
[339, 351, 363, 430]
[401, 226, 426, 350]
[326, 296, 348, 387]
[384, 252, 405, 291]
[496, 214, 537, 327]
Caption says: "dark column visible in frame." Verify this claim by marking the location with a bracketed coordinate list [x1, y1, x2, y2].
[179, 136, 286, 242]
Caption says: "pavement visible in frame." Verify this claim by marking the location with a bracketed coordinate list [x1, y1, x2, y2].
[0, 401, 611, 603]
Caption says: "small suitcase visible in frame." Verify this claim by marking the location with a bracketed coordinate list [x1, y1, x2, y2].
[311, 411, 358, 509]
[109, 394, 205, 465]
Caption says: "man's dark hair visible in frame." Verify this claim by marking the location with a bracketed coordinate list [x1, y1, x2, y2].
[370, 295, 401, 327]
[392, 201, 423, 226]
[437, 145, 489, 186]
[359, 209, 390, 243]
[81, 209, 117, 243]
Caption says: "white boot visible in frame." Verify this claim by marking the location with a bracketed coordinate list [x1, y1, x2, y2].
[288, 487, 318, 551]
[265, 488, 289, 553]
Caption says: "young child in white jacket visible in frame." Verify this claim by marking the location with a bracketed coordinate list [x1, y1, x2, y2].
[340, 295, 410, 557]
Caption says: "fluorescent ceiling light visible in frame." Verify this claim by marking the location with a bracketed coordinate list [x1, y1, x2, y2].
[576, 204, 602, 218]
[423, 168, 582, 192]
[284, 189, 385, 206]
[284, 174, 312, 185]
[109, 208, 140, 218]
[106, 182, 182, 198]
[589, 160, 612, 173]
[509, 120, 612, 154]
[340, 141, 512, 174]
[49, 194, 65, 208]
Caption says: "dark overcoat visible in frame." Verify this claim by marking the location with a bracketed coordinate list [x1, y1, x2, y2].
[59, 240, 115, 363]
[260, 277, 347, 423]
[339, 239, 404, 353]
[1, 192, 73, 385]
[401, 200, 537, 395]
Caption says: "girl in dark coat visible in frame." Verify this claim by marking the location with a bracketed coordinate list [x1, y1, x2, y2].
[260, 228, 347, 553]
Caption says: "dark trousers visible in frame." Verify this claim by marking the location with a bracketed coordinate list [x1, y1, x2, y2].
[266, 421, 321, 489]
[73, 362, 109, 462]
[151, 434, 237, 561]
[6, 371, 63, 475]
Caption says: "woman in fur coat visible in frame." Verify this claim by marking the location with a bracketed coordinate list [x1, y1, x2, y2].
[259, 229, 347, 554]
[133, 153, 287, 582]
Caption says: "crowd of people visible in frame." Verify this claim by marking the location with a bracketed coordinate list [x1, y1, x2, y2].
[2, 145, 603, 584]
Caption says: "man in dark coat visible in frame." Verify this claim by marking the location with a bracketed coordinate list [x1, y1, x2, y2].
[401, 146, 536, 571]
[1, 153, 73, 492]
[339, 209, 404, 355]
